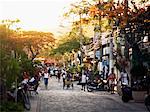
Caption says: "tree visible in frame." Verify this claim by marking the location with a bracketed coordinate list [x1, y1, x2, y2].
[0, 20, 32, 105]
[19, 31, 55, 61]
[0, 22, 23, 103]
[63, 0, 92, 36]
[50, 27, 91, 64]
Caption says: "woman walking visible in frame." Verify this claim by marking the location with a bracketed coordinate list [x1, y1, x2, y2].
[44, 69, 49, 89]
[107, 68, 116, 94]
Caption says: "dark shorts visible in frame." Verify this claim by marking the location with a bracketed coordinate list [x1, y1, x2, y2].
[81, 83, 86, 86]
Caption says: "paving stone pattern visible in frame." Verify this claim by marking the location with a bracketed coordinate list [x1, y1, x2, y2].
[37, 77, 148, 112]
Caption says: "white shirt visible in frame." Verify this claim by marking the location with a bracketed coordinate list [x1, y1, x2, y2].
[29, 77, 35, 82]
[50, 70, 54, 75]
[44, 73, 49, 78]
[81, 74, 87, 83]
[62, 74, 66, 79]
[47, 67, 50, 71]
[120, 72, 128, 85]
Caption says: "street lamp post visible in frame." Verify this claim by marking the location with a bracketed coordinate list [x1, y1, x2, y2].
[94, 0, 102, 76]
[108, 21, 117, 74]
[93, 24, 101, 75]
[109, 30, 114, 73]
[98, 1, 103, 76]
[79, 11, 84, 76]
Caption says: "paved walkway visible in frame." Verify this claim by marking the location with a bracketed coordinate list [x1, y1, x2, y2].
[27, 77, 148, 112]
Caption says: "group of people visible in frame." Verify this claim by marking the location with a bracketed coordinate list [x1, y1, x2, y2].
[22, 66, 52, 90]
[78, 67, 129, 93]
[107, 68, 129, 94]
[22, 64, 130, 94]
[39, 65, 63, 89]
[61, 70, 73, 89]
[22, 69, 41, 94]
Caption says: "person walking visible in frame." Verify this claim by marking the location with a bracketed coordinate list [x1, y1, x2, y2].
[119, 69, 129, 86]
[57, 69, 61, 82]
[44, 69, 49, 89]
[81, 71, 87, 91]
[107, 68, 116, 94]
[54, 67, 58, 79]
[62, 72, 66, 89]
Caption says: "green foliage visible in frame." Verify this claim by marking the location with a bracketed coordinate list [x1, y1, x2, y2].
[50, 30, 80, 56]
[139, 0, 149, 3]
[52, 38, 80, 55]
[50, 25, 90, 59]
[0, 101, 24, 112]
[19, 57, 35, 75]
[0, 21, 35, 93]
[0, 46, 34, 88]
[21, 31, 55, 60]
[6, 58, 21, 88]
[33, 60, 41, 65]
[77, 65, 83, 73]
[68, 65, 77, 74]
[63, 0, 90, 18]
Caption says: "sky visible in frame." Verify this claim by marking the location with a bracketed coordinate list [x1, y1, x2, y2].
[0, 0, 77, 37]
[1, 0, 149, 37]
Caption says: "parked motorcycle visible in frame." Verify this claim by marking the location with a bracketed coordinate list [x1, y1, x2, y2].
[7, 81, 31, 110]
[87, 79, 108, 92]
[121, 84, 133, 102]
[27, 77, 39, 94]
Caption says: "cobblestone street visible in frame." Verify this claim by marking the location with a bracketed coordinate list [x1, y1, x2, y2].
[32, 77, 148, 112]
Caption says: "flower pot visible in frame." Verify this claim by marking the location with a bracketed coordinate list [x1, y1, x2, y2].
[132, 91, 147, 102]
